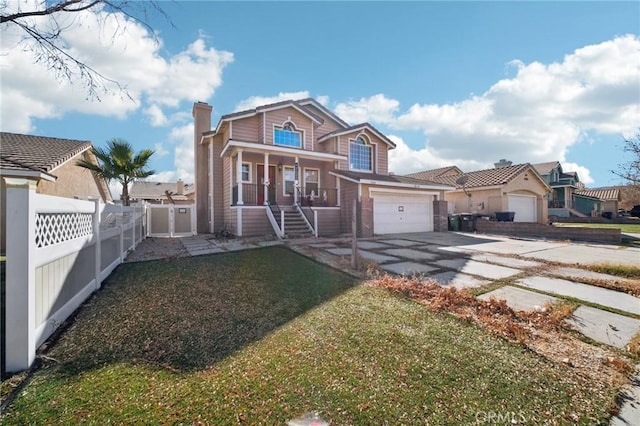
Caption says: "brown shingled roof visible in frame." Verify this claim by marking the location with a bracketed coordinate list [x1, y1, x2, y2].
[405, 166, 463, 181]
[317, 123, 396, 148]
[220, 99, 324, 124]
[575, 187, 620, 201]
[1, 132, 92, 173]
[331, 170, 452, 188]
[130, 181, 195, 200]
[411, 163, 545, 190]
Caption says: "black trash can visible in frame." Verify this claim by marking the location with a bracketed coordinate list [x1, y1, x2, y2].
[459, 214, 475, 232]
[495, 211, 515, 222]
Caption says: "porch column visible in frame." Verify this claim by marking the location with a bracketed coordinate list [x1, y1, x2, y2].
[294, 156, 299, 205]
[236, 150, 244, 205]
[263, 153, 270, 205]
[4, 178, 37, 372]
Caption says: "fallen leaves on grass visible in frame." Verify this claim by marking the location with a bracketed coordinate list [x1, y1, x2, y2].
[367, 274, 634, 394]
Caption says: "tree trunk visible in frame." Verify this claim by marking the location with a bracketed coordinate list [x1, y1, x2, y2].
[121, 180, 130, 206]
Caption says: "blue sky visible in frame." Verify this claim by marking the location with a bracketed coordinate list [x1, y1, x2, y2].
[2, 1, 639, 193]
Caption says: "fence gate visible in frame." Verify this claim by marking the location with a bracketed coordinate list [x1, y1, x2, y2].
[147, 204, 196, 237]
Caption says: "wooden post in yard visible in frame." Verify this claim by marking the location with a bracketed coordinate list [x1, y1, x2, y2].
[352, 199, 358, 270]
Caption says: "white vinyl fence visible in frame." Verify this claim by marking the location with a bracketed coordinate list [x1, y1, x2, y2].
[4, 179, 146, 372]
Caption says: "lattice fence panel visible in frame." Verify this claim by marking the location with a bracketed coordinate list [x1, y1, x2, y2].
[35, 213, 94, 248]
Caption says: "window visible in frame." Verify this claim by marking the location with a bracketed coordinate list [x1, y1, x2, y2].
[274, 122, 302, 148]
[350, 136, 372, 171]
[241, 163, 251, 183]
[283, 166, 295, 195]
[304, 168, 319, 196]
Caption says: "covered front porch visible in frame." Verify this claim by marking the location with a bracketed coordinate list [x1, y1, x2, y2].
[220, 141, 346, 238]
[222, 140, 345, 209]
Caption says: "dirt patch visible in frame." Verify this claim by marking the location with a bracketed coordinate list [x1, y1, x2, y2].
[124, 237, 189, 262]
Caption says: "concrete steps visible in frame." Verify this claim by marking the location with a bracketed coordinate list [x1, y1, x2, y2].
[282, 210, 314, 239]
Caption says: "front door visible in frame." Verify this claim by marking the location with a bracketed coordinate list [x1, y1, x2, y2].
[257, 165, 276, 205]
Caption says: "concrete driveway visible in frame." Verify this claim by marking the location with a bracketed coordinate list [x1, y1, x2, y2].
[294, 231, 640, 348]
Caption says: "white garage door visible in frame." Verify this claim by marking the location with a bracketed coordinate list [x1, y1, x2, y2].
[507, 194, 536, 222]
[373, 193, 433, 234]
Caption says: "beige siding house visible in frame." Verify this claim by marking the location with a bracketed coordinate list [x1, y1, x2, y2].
[193, 98, 453, 238]
[1, 132, 113, 254]
[407, 163, 550, 223]
[130, 180, 195, 205]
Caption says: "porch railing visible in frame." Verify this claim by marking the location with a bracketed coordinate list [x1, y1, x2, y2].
[232, 184, 276, 206]
[299, 187, 338, 207]
[548, 200, 573, 209]
[296, 187, 317, 237]
[266, 201, 284, 238]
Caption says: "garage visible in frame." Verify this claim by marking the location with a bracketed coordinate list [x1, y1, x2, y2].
[507, 194, 537, 222]
[373, 192, 433, 234]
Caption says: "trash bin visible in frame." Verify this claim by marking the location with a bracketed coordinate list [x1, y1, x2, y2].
[459, 214, 474, 232]
[448, 214, 460, 231]
[495, 211, 515, 222]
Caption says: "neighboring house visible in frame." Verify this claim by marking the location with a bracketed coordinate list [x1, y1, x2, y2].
[574, 187, 620, 217]
[532, 161, 588, 217]
[130, 180, 195, 205]
[406, 161, 550, 223]
[193, 98, 453, 237]
[1, 132, 113, 254]
[406, 165, 463, 182]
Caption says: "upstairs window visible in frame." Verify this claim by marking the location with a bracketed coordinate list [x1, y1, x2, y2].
[274, 121, 302, 148]
[349, 136, 372, 171]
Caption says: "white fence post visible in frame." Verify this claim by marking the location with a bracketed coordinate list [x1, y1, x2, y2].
[131, 205, 137, 250]
[4, 178, 38, 372]
[281, 210, 285, 237]
[93, 198, 101, 289]
[313, 210, 318, 237]
[119, 203, 124, 262]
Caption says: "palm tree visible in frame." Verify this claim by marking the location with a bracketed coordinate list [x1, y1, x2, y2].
[77, 138, 155, 206]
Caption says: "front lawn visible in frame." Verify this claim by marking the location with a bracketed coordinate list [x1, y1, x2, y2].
[554, 222, 640, 233]
[2, 247, 617, 424]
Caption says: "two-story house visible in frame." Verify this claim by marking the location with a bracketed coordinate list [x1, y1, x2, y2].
[532, 161, 602, 217]
[193, 98, 452, 238]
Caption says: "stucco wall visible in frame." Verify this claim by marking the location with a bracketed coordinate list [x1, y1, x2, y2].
[445, 171, 549, 223]
[37, 152, 106, 201]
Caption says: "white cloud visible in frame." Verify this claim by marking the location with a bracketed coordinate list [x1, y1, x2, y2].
[148, 123, 195, 184]
[145, 105, 169, 127]
[562, 162, 594, 185]
[168, 124, 196, 183]
[338, 35, 640, 182]
[0, 1, 233, 132]
[234, 91, 311, 111]
[334, 94, 399, 125]
[153, 143, 170, 157]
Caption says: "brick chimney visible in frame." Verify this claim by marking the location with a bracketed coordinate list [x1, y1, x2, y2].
[193, 101, 213, 233]
[176, 179, 184, 195]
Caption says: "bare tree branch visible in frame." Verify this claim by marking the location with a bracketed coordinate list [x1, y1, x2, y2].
[612, 130, 640, 186]
[1, 0, 171, 100]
